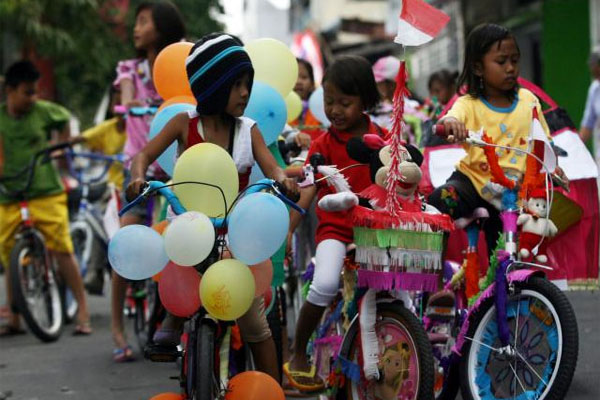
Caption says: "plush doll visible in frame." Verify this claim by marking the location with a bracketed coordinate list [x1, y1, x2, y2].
[517, 187, 558, 263]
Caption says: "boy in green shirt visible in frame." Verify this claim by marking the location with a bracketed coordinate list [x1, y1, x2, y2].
[0, 60, 91, 336]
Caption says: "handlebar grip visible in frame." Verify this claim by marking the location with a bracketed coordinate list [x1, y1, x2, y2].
[309, 153, 326, 169]
[433, 124, 448, 137]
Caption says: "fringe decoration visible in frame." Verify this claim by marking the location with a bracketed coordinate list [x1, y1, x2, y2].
[360, 184, 423, 212]
[354, 246, 443, 271]
[317, 165, 351, 193]
[358, 269, 439, 292]
[470, 235, 505, 306]
[354, 227, 445, 251]
[359, 289, 379, 380]
[482, 133, 516, 190]
[385, 61, 411, 215]
[465, 251, 480, 301]
[352, 205, 454, 232]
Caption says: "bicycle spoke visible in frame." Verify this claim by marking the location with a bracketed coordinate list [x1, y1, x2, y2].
[515, 349, 549, 388]
[508, 362, 528, 397]
[465, 336, 501, 353]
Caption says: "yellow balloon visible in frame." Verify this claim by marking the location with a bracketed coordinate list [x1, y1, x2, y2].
[199, 259, 255, 320]
[285, 91, 303, 123]
[245, 38, 298, 97]
[173, 143, 239, 218]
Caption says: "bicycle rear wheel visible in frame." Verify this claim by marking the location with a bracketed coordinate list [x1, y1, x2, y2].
[459, 276, 578, 400]
[10, 233, 63, 342]
[337, 302, 434, 400]
[195, 319, 217, 400]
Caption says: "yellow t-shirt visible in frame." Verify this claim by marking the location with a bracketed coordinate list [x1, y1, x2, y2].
[82, 117, 126, 188]
[446, 88, 551, 207]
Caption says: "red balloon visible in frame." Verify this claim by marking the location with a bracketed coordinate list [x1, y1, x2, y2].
[158, 262, 202, 317]
[149, 393, 183, 400]
[250, 259, 273, 297]
[225, 371, 285, 400]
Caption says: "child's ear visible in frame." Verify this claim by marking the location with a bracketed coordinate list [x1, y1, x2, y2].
[347, 137, 374, 164]
[474, 61, 483, 77]
[405, 144, 424, 167]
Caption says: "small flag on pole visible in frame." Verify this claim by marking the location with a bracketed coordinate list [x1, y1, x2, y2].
[394, 0, 451, 47]
[531, 107, 557, 174]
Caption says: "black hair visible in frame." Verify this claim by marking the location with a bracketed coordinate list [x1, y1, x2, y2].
[457, 23, 520, 99]
[135, 1, 186, 56]
[322, 55, 380, 111]
[428, 69, 458, 90]
[297, 58, 315, 84]
[4, 60, 40, 88]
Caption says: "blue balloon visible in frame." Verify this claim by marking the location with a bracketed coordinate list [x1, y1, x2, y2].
[149, 103, 196, 176]
[244, 82, 287, 145]
[308, 86, 330, 127]
[248, 161, 265, 185]
[228, 193, 289, 264]
[108, 224, 169, 280]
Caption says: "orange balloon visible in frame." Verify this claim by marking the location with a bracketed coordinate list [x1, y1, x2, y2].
[250, 259, 273, 297]
[157, 95, 197, 113]
[153, 42, 194, 100]
[149, 393, 183, 400]
[225, 371, 285, 400]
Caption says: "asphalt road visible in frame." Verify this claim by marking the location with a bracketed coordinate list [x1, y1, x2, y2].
[0, 280, 598, 400]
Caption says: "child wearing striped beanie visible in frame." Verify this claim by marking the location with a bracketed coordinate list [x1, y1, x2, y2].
[186, 33, 254, 115]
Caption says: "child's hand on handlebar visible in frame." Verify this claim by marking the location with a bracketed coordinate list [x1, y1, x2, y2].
[126, 177, 147, 202]
[442, 117, 468, 143]
[294, 132, 312, 149]
[125, 100, 145, 108]
[278, 177, 300, 201]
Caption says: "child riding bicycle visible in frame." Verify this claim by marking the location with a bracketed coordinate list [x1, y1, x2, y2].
[0, 60, 91, 336]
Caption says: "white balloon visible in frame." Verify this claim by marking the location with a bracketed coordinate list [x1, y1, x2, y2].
[164, 211, 215, 266]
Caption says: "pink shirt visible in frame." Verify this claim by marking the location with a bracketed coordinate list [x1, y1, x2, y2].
[113, 58, 163, 176]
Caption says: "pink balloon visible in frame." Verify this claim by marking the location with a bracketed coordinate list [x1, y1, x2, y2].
[158, 262, 202, 317]
[250, 259, 273, 297]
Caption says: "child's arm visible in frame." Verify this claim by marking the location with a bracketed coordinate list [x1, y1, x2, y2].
[251, 125, 299, 197]
[439, 117, 468, 143]
[126, 113, 187, 200]
[120, 78, 145, 108]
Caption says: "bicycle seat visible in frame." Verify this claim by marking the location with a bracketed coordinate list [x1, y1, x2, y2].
[67, 181, 108, 212]
[454, 207, 489, 230]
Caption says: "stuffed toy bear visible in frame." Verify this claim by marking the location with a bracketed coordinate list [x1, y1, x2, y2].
[517, 187, 558, 263]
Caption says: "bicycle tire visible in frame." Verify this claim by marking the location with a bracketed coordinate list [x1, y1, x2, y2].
[10, 234, 63, 342]
[337, 302, 435, 400]
[266, 287, 284, 375]
[195, 319, 217, 400]
[459, 276, 578, 400]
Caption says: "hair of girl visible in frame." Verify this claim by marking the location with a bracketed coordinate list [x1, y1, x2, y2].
[322, 55, 380, 112]
[427, 69, 458, 91]
[135, 0, 186, 57]
[297, 58, 315, 84]
[457, 23, 520, 100]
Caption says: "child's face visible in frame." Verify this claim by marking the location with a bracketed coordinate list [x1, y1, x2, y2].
[225, 72, 251, 117]
[477, 38, 520, 95]
[133, 8, 158, 51]
[6, 81, 38, 115]
[294, 63, 314, 101]
[429, 80, 454, 105]
[376, 80, 396, 102]
[323, 81, 364, 132]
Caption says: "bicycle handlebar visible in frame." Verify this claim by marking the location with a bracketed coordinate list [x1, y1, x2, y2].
[65, 150, 126, 185]
[113, 105, 158, 116]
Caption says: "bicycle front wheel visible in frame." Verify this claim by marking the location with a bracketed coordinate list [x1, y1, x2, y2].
[459, 276, 578, 400]
[195, 319, 217, 400]
[337, 302, 434, 400]
[10, 233, 63, 342]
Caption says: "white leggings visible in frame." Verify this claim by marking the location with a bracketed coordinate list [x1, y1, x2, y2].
[306, 239, 347, 307]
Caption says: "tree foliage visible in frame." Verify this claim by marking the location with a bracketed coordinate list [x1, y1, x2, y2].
[0, 0, 224, 127]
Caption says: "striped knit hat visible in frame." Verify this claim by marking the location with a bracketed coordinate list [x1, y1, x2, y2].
[186, 33, 254, 115]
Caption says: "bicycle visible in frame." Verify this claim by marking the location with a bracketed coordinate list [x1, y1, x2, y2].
[120, 177, 303, 400]
[0, 142, 75, 342]
[430, 124, 579, 400]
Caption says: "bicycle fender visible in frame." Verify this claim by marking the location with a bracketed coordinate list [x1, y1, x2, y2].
[452, 269, 545, 355]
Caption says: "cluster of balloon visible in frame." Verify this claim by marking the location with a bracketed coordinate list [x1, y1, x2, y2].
[244, 38, 298, 145]
[225, 371, 285, 400]
[308, 85, 331, 127]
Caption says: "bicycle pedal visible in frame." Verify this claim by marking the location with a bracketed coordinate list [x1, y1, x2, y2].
[144, 344, 181, 363]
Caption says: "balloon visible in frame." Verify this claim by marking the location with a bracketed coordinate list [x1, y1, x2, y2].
[172, 143, 239, 218]
[244, 81, 287, 146]
[164, 211, 215, 266]
[108, 225, 169, 280]
[228, 193, 289, 265]
[199, 259, 255, 321]
[245, 38, 298, 97]
[149, 103, 196, 176]
[153, 42, 194, 100]
[250, 259, 273, 297]
[158, 262, 202, 317]
[225, 371, 285, 400]
[285, 91, 303, 123]
[157, 95, 196, 113]
[149, 393, 183, 400]
[308, 86, 330, 127]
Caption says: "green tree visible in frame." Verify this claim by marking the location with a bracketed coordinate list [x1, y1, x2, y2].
[0, 0, 223, 127]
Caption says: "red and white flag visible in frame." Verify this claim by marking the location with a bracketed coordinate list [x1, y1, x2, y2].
[530, 107, 557, 173]
[394, 0, 451, 47]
